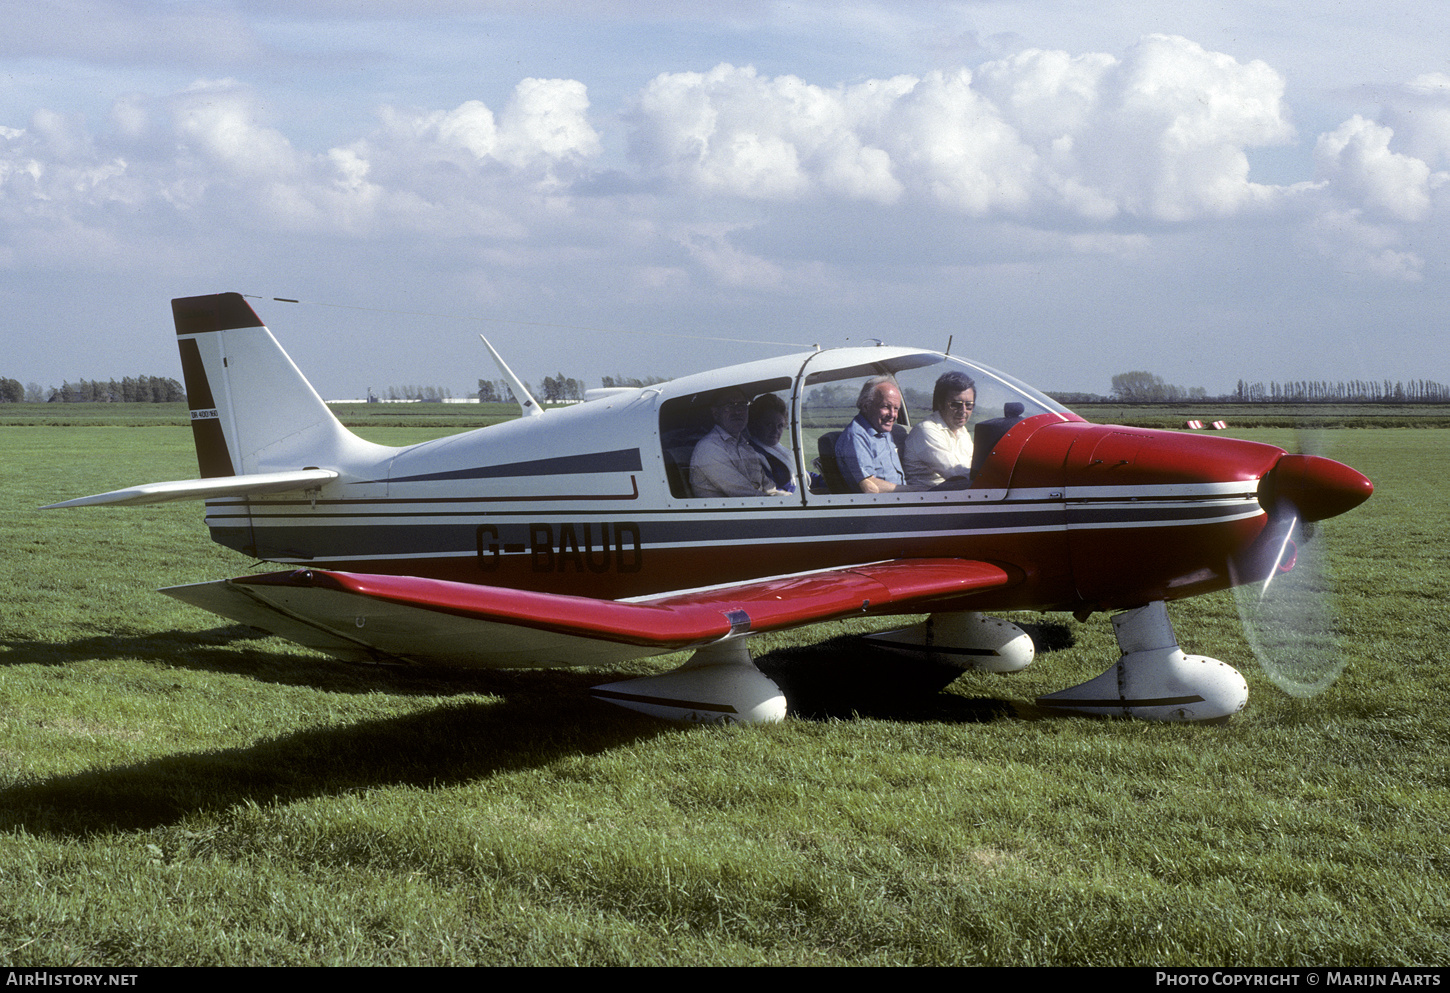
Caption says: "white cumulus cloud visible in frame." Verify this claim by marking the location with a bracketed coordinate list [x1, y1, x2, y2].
[1381, 73, 1450, 169]
[171, 80, 303, 180]
[1315, 115, 1433, 221]
[1304, 208, 1425, 282]
[626, 37, 1297, 223]
[0, 34, 1443, 293]
[380, 78, 601, 173]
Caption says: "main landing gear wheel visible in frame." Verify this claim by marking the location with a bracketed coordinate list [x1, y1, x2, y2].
[863, 611, 1036, 673]
[590, 641, 787, 725]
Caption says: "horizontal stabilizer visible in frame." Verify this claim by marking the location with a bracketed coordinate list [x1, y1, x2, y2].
[161, 559, 1015, 668]
[42, 469, 338, 509]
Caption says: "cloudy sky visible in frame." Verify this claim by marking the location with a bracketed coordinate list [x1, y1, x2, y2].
[3, 1, 1448, 400]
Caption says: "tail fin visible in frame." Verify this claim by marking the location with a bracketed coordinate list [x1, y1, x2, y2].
[172, 293, 380, 476]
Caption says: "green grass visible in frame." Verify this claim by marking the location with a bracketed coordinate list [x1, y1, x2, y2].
[1, 423, 1447, 965]
[1068, 402, 1450, 430]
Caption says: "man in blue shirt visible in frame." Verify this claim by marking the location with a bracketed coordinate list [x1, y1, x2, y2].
[835, 376, 907, 493]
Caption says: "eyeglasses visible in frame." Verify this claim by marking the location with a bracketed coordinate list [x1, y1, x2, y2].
[944, 401, 975, 411]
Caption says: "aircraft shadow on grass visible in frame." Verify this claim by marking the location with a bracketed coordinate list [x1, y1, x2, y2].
[754, 618, 1075, 721]
[0, 688, 659, 837]
[0, 621, 1075, 837]
[1, 624, 540, 697]
[1, 617, 1076, 706]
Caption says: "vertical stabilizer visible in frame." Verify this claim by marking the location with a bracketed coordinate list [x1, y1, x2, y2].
[172, 293, 383, 477]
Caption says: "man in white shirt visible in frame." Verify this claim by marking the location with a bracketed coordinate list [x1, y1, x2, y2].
[904, 371, 976, 487]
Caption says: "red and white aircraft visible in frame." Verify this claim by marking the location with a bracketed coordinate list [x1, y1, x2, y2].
[46, 293, 1373, 724]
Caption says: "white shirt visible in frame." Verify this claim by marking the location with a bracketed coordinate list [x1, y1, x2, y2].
[903, 411, 973, 486]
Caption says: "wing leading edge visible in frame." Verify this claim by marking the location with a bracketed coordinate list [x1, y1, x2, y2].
[162, 559, 1016, 668]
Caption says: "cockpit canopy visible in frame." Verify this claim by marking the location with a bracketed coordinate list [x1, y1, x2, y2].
[657, 346, 1072, 500]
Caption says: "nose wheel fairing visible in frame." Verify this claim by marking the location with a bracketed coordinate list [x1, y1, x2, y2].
[1037, 601, 1248, 722]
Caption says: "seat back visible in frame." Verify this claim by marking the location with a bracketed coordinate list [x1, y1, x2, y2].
[816, 431, 850, 493]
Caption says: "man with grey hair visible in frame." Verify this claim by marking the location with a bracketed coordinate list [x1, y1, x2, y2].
[834, 375, 907, 493]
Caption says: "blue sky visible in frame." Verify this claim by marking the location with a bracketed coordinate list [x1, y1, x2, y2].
[3, 2, 1447, 399]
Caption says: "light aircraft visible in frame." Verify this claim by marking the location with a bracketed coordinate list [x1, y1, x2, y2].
[45, 293, 1374, 725]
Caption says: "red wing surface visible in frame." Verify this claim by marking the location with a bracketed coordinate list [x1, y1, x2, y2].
[163, 559, 1014, 668]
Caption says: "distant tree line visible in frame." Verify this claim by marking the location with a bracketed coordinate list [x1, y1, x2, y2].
[476, 379, 517, 403]
[1231, 379, 1450, 403]
[600, 374, 669, 389]
[1047, 372, 1450, 405]
[1110, 371, 1209, 402]
[540, 373, 585, 402]
[0, 376, 185, 403]
[476, 372, 671, 404]
[805, 381, 933, 412]
[477, 374, 585, 404]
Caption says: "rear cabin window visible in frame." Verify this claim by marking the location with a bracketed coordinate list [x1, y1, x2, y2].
[659, 378, 795, 499]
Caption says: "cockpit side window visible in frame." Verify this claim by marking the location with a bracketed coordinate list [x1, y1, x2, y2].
[801, 374, 911, 494]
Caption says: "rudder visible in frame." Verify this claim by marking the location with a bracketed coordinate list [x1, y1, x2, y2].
[172, 293, 377, 478]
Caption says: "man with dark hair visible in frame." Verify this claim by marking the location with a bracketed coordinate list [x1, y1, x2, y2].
[747, 393, 795, 493]
[835, 375, 907, 493]
[905, 371, 976, 486]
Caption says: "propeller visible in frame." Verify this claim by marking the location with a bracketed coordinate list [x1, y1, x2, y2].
[1229, 448, 1373, 697]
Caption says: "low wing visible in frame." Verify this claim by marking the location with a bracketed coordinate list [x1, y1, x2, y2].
[42, 469, 338, 509]
[162, 559, 1015, 668]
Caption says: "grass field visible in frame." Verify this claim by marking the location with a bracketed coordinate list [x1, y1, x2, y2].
[1065, 402, 1450, 430]
[1, 415, 1447, 966]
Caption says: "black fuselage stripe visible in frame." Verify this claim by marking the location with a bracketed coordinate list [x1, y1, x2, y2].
[378, 449, 644, 484]
[203, 505, 1249, 546]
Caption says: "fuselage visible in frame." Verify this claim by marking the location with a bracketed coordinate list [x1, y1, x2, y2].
[199, 345, 1337, 617]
